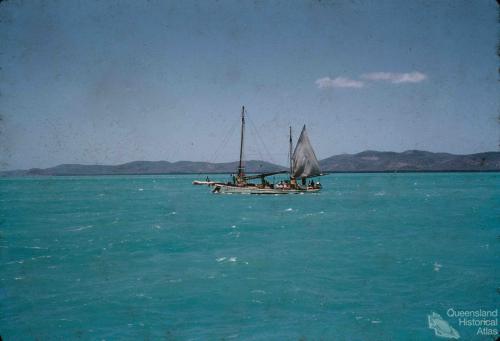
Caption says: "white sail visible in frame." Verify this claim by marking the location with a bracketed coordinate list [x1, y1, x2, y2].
[292, 125, 321, 178]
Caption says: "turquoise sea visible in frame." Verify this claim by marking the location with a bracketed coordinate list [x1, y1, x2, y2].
[1, 173, 498, 340]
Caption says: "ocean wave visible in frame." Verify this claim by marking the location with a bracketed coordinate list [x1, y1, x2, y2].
[67, 225, 94, 232]
[251, 289, 266, 294]
[216, 256, 238, 263]
[6, 260, 24, 265]
[227, 231, 240, 238]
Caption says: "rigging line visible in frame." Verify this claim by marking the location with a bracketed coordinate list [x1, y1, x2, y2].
[248, 122, 266, 162]
[246, 114, 279, 165]
[207, 119, 239, 165]
[247, 125, 266, 163]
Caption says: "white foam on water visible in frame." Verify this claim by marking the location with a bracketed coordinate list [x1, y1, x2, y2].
[68, 225, 94, 232]
[228, 257, 237, 262]
[7, 260, 24, 265]
[24, 246, 47, 250]
[153, 224, 161, 229]
[285, 208, 293, 212]
[251, 289, 266, 294]
[31, 255, 52, 261]
[231, 225, 237, 228]
[216, 257, 226, 262]
[138, 188, 144, 191]
[14, 277, 24, 280]
[371, 320, 382, 324]
[433, 262, 442, 272]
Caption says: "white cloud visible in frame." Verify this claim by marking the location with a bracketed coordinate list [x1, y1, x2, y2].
[315, 76, 364, 89]
[361, 71, 427, 84]
[315, 71, 427, 90]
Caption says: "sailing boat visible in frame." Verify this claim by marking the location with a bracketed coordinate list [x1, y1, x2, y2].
[211, 106, 323, 194]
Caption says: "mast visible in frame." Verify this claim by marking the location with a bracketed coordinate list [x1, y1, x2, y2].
[289, 126, 293, 175]
[237, 106, 245, 180]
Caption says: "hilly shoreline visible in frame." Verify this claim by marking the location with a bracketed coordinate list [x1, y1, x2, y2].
[2, 150, 499, 176]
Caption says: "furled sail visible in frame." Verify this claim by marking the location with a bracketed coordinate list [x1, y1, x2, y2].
[292, 125, 321, 178]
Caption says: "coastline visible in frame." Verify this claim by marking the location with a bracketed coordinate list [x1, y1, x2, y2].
[1, 169, 499, 178]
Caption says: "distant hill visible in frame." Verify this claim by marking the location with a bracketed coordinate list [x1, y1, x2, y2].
[2, 150, 499, 176]
[1, 160, 286, 176]
[320, 150, 500, 172]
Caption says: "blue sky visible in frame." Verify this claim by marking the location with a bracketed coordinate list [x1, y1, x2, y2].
[0, 0, 498, 170]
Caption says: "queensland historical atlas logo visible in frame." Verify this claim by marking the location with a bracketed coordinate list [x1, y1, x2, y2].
[428, 308, 498, 338]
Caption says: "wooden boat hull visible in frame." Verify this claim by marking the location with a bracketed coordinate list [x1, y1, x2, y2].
[212, 184, 320, 194]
